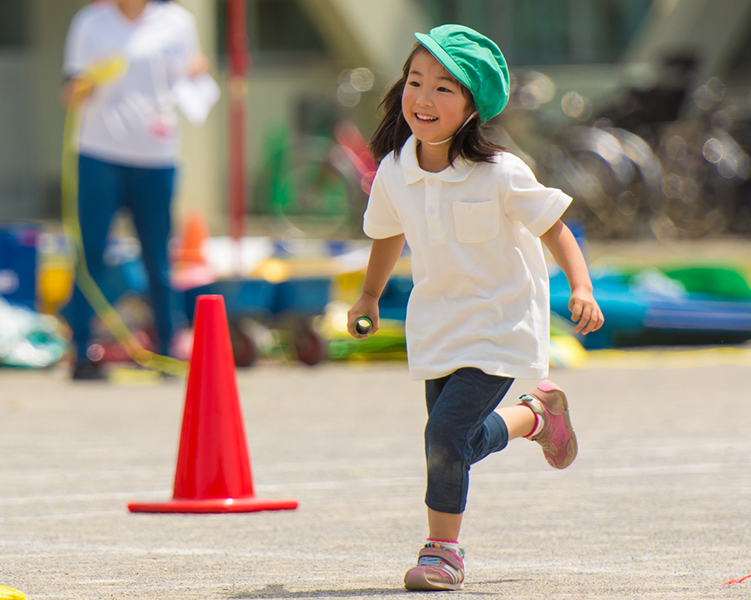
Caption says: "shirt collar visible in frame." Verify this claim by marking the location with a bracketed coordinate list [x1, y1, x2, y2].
[400, 135, 477, 185]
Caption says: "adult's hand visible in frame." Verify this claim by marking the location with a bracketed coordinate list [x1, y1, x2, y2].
[186, 53, 211, 79]
[61, 77, 94, 109]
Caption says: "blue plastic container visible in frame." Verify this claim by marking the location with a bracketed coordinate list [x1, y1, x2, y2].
[183, 279, 276, 322]
[272, 277, 331, 317]
[378, 276, 412, 322]
[0, 223, 39, 310]
[550, 270, 649, 349]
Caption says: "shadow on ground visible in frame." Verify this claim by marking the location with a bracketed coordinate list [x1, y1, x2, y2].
[231, 581, 522, 598]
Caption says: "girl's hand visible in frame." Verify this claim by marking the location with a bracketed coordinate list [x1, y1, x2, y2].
[569, 286, 604, 335]
[540, 220, 604, 335]
[347, 234, 405, 338]
[347, 293, 380, 338]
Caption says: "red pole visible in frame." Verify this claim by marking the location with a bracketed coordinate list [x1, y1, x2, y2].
[227, 0, 248, 273]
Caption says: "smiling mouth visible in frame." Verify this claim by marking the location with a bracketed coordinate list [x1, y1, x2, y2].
[415, 113, 438, 122]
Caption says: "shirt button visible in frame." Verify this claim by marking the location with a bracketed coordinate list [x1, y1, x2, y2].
[428, 208, 436, 216]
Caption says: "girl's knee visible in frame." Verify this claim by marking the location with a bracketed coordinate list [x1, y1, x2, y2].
[425, 415, 451, 448]
[425, 417, 467, 475]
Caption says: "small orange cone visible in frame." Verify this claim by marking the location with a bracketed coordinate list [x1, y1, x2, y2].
[128, 295, 299, 513]
[174, 211, 209, 264]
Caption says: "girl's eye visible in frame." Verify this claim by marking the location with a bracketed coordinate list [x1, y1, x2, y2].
[437, 86, 453, 93]
[408, 81, 420, 88]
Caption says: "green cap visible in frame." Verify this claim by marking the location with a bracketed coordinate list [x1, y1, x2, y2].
[415, 24, 510, 123]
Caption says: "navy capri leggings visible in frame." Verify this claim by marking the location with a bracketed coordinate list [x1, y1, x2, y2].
[424, 368, 513, 514]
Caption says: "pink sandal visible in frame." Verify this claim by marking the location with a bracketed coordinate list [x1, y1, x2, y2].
[519, 380, 578, 469]
[404, 543, 465, 591]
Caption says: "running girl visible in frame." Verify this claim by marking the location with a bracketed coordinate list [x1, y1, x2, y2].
[347, 24, 604, 591]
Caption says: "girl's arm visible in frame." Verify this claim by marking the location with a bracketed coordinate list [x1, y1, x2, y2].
[540, 220, 604, 334]
[347, 234, 406, 337]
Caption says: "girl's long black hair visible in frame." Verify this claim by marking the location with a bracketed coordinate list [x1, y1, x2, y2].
[369, 43, 505, 166]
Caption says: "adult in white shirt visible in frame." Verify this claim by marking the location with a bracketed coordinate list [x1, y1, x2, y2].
[62, 0, 210, 380]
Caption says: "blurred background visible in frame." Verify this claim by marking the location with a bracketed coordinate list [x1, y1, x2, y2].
[3, 0, 751, 237]
[2, 0, 751, 372]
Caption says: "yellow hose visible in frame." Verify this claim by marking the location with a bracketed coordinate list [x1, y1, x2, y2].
[0, 585, 26, 600]
[61, 57, 187, 377]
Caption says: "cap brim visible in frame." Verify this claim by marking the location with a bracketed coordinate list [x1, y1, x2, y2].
[414, 32, 471, 92]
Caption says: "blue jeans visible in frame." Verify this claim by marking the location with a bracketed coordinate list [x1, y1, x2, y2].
[68, 155, 176, 359]
[424, 368, 513, 514]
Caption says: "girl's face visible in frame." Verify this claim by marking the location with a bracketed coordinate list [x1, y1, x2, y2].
[401, 51, 473, 146]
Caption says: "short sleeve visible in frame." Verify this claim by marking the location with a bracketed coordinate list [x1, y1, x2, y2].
[164, 6, 202, 82]
[176, 10, 201, 69]
[184, 15, 201, 56]
[362, 162, 403, 239]
[500, 154, 572, 237]
[62, 11, 92, 78]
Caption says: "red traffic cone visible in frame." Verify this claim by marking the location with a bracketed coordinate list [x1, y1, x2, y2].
[128, 295, 299, 513]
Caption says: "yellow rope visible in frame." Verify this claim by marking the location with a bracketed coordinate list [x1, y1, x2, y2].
[0, 585, 26, 600]
[61, 57, 187, 377]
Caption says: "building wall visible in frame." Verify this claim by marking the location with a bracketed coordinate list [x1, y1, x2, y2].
[623, 0, 751, 87]
[0, 51, 37, 219]
[28, 0, 87, 220]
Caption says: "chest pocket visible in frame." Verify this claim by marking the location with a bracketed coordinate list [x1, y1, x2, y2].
[452, 199, 500, 243]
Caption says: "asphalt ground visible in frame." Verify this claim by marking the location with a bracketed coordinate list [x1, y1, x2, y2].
[1, 351, 751, 599]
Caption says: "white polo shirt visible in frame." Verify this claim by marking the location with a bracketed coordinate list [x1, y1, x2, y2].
[364, 135, 572, 381]
[63, 1, 200, 167]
